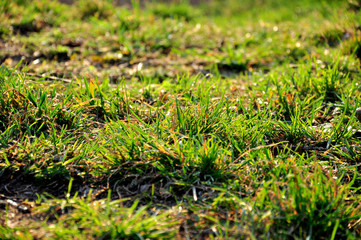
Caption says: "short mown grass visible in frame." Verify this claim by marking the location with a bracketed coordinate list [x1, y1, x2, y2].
[1, 0, 361, 239]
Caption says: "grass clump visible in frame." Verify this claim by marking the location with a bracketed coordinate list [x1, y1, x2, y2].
[255, 166, 361, 239]
[75, 0, 114, 20]
[151, 2, 202, 21]
[1, 0, 361, 239]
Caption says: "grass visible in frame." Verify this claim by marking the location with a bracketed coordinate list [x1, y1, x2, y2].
[1, 0, 361, 239]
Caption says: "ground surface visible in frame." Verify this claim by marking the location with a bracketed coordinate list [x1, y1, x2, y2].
[1, 0, 361, 239]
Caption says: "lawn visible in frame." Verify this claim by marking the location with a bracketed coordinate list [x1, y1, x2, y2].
[1, 0, 361, 239]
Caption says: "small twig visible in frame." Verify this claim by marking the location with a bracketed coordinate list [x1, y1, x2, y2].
[12, 71, 77, 84]
[234, 141, 288, 162]
[4, 184, 12, 194]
